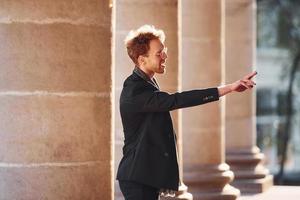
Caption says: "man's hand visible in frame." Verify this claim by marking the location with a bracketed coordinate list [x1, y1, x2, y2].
[218, 71, 257, 97]
[230, 71, 257, 92]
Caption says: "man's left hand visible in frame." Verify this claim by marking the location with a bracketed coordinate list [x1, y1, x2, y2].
[230, 71, 257, 92]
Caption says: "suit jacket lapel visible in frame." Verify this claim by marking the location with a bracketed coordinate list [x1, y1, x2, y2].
[152, 77, 160, 90]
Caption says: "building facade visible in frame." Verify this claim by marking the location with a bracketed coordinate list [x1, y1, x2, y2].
[0, 0, 272, 199]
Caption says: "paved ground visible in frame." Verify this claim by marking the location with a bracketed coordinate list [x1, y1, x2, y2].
[239, 186, 300, 200]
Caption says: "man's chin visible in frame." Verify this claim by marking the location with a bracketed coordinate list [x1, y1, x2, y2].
[157, 69, 166, 74]
[157, 65, 166, 74]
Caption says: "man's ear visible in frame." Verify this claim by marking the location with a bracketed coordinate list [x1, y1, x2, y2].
[137, 55, 146, 66]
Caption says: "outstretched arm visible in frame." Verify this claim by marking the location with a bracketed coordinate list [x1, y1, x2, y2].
[217, 71, 257, 97]
[121, 87, 219, 113]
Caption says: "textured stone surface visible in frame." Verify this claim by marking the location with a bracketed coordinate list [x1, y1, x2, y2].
[0, 23, 111, 92]
[0, 0, 111, 25]
[0, 95, 110, 162]
[0, 162, 111, 200]
[225, 0, 272, 194]
[225, 0, 256, 147]
[181, 0, 221, 37]
[0, 0, 112, 199]
[181, 0, 239, 199]
[226, 116, 255, 148]
[182, 0, 222, 167]
[182, 103, 221, 130]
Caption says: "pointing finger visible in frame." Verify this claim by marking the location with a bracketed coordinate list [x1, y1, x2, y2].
[245, 71, 257, 80]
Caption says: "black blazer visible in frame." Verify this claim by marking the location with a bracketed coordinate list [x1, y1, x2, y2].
[116, 68, 220, 190]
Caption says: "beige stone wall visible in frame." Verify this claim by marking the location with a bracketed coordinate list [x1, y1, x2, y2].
[0, 1, 112, 199]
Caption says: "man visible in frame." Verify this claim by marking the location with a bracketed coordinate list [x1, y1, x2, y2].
[116, 25, 256, 200]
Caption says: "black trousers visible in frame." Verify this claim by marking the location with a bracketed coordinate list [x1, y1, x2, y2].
[119, 180, 160, 200]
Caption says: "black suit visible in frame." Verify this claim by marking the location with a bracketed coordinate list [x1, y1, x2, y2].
[116, 67, 219, 191]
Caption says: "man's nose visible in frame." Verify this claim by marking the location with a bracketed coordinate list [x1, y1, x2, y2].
[161, 52, 168, 59]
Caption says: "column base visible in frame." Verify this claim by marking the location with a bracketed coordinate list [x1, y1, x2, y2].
[183, 163, 240, 200]
[226, 146, 273, 194]
[230, 174, 273, 193]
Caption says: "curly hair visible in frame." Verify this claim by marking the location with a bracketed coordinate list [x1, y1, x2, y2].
[124, 25, 165, 65]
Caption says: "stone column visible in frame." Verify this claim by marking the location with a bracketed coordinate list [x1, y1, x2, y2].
[0, 1, 112, 199]
[114, 0, 191, 199]
[224, 0, 273, 193]
[181, 0, 240, 199]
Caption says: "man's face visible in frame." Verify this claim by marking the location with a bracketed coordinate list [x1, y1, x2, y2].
[142, 39, 168, 76]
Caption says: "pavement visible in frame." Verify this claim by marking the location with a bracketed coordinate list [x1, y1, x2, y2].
[239, 186, 300, 200]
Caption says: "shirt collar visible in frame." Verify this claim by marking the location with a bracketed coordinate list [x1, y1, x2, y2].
[133, 66, 159, 89]
[133, 66, 151, 81]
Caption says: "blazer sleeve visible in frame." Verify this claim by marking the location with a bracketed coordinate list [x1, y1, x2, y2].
[120, 86, 220, 112]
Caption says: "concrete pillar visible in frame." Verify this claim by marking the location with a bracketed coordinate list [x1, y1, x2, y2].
[181, 0, 240, 199]
[114, 0, 191, 199]
[224, 0, 273, 193]
[0, 1, 112, 199]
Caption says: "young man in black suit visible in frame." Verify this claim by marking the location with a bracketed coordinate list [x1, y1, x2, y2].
[116, 25, 257, 200]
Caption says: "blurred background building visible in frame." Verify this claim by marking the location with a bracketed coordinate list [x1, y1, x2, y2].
[256, 0, 300, 185]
